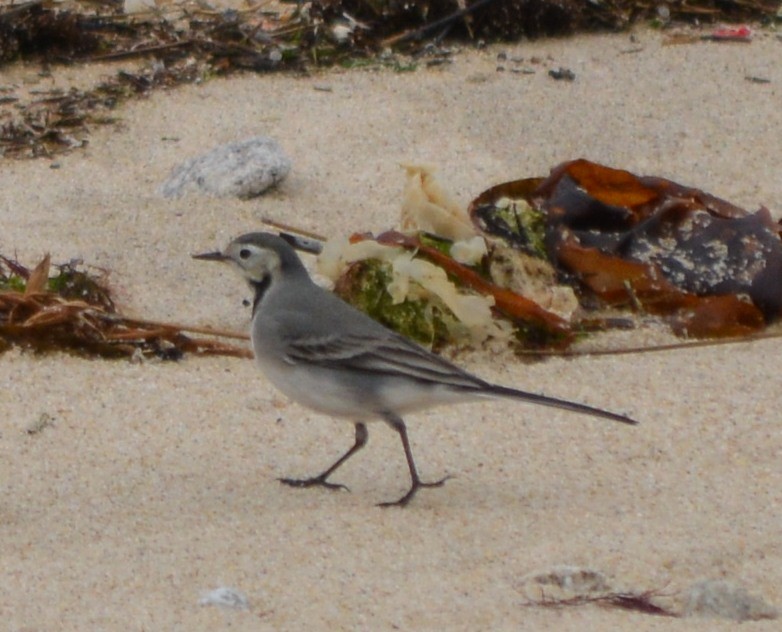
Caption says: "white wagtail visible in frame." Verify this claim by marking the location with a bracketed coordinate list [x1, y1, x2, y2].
[194, 232, 637, 506]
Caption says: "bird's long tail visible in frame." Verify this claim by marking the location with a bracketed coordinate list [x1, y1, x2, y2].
[484, 383, 637, 425]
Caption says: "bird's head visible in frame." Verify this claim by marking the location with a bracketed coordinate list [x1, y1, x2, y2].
[193, 232, 307, 285]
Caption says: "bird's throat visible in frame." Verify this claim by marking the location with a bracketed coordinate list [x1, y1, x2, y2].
[250, 275, 272, 315]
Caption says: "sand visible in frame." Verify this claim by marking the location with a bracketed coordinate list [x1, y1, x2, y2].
[2, 27, 782, 630]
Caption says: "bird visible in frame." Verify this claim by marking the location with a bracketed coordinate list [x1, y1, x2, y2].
[194, 232, 637, 506]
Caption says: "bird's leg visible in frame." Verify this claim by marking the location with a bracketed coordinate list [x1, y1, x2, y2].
[279, 422, 368, 492]
[378, 413, 451, 507]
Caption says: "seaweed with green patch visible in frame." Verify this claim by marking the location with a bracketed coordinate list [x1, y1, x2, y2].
[46, 261, 115, 311]
[477, 198, 547, 259]
[333, 258, 461, 349]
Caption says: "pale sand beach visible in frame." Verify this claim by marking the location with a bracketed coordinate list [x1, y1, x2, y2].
[1, 28, 781, 630]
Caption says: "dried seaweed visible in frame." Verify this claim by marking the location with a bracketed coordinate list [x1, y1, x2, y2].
[323, 0, 778, 43]
[0, 0, 303, 158]
[0, 253, 251, 359]
[280, 160, 782, 351]
[0, 0, 102, 63]
[334, 257, 458, 348]
[1, 0, 778, 158]
[525, 588, 679, 617]
[471, 160, 782, 338]
[367, 230, 573, 346]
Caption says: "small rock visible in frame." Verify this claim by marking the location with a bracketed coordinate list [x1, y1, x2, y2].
[684, 579, 778, 621]
[549, 67, 576, 81]
[160, 136, 291, 199]
[199, 587, 250, 610]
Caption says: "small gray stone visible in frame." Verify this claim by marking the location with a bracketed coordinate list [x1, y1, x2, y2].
[684, 579, 778, 621]
[160, 136, 291, 199]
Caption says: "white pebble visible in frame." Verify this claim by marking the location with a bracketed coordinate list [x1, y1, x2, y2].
[199, 587, 250, 610]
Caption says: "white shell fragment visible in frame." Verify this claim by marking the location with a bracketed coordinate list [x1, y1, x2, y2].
[400, 164, 476, 241]
[198, 586, 250, 610]
[518, 565, 612, 601]
[160, 136, 291, 199]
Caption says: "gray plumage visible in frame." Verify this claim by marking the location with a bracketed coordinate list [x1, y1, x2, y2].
[195, 232, 636, 506]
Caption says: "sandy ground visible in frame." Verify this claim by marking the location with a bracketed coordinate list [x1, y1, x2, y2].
[2, 27, 782, 630]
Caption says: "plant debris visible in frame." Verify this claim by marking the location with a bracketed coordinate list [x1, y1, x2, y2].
[0, 253, 251, 359]
[1, 0, 779, 158]
[375, 230, 573, 343]
[519, 567, 778, 620]
[527, 588, 679, 616]
[518, 565, 679, 617]
[312, 160, 782, 350]
[333, 256, 460, 349]
[316, 165, 576, 348]
[471, 159, 782, 338]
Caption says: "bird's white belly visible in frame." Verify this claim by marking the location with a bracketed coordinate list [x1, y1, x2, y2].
[254, 354, 480, 421]
[255, 356, 378, 419]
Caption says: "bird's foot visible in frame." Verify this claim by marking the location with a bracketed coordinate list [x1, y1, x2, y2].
[378, 474, 452, 508]
[278, 474, 349, 492]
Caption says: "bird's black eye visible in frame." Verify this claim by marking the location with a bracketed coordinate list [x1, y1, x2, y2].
[239, 248, 251, 260]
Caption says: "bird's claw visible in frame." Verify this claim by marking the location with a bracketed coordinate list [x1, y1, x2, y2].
[378, 474, 452, 507]
[278, 476, 350, 492]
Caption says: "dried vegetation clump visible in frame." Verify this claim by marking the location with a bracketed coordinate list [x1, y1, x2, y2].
[2, 2, 780, 357]
[0, 253, 251, 359]
[3, 158, 782, 359]
[1, 0, 779, 158]
[322, 160, 782, 349]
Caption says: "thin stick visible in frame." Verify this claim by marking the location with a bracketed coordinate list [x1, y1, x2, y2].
[261, 218, 327, 241]
[517, 329, 782, 357]
[88, 40, 194, 62]
[108, 315, 250, 341]
[381, 0, 501, 47]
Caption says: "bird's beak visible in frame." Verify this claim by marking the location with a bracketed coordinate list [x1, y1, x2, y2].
[192, 250, 227, 262]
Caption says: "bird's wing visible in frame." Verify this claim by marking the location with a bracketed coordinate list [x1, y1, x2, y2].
[281, 329, 637, 425]
[282, 331, 485, 390]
